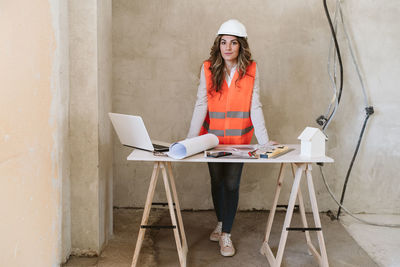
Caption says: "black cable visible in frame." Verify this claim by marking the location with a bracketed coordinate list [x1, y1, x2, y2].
[323, 0, 343, 104]
[317, 0, 345, 129]
[318, 1, 377, 222]
[337, 106, 374, 218]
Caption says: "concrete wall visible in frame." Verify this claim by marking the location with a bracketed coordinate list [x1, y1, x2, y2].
[97, 0, 114, 250]
[69, 0, 113, 256]
[325, 1, 400, 214]
[1, 0, 113, 263]
[0, 0, 69, 266]
[112, 0, 400, 214]
[56, 0, 72, 262]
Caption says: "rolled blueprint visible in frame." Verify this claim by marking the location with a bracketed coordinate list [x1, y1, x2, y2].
[168, 134, 219, 159]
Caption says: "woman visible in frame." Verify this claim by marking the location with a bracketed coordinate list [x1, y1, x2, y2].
[187, 19, 274, 257]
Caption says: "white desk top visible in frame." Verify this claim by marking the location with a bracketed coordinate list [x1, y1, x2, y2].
[127, 145, 334, 164]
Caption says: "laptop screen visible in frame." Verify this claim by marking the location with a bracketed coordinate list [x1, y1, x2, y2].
[109, 113, 155, 151]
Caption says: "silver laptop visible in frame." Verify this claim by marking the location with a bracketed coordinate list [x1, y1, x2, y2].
[109, 113, 170, 152]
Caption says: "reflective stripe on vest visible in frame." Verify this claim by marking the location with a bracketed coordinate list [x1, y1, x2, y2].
[199, 60, 256, 144]
[209, 112, 225, 119]
[202, 121, 254, 137]
[226, 126, 254, 136]
[227, 111, 250, 118]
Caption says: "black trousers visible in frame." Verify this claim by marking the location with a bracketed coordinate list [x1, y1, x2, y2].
[207, 162, 244, 233]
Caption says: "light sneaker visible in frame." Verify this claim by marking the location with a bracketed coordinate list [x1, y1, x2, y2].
[209, 222, 222, 242]
[219, 233, 235, 257]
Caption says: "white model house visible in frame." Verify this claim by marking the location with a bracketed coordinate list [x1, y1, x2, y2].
[297, 127, 327, 157]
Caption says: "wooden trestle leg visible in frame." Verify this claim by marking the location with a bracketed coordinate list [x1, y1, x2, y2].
[131, 162, 187, 267]
[306, 164, 329, 267]
[260, 163, 329, 267]
[131, 162, 160, 267]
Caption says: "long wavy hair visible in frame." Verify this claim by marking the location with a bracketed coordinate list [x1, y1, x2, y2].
[207, 35, 253, 92]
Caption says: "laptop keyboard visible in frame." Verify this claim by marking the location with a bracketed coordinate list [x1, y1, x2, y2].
[153, 143, 169, 151]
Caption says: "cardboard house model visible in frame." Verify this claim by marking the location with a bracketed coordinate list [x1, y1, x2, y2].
[297, 127, 327, 157]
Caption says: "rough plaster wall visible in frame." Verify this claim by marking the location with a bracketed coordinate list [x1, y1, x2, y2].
[56, 0, 72, 262]
[69, 0, 113, 255]
[0, 0, 65, 266]
[112, 0, 400, 214]
[97, 0, 114, 248]
[322, 1, 400, 214]
[69, 0, 101, 253]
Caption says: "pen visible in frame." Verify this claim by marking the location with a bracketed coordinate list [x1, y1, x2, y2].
[248, 149, 258, 157]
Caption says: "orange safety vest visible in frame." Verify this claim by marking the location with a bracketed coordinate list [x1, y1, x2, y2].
[199, 60, 256, 144]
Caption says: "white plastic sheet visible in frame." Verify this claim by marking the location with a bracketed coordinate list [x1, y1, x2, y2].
[168, 134, 219, 159]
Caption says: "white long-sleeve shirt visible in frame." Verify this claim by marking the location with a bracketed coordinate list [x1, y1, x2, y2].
[187, 63, 269, 145]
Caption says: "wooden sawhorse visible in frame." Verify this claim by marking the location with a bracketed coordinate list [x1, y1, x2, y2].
[260, 163, 329, 267]
[131, 162, 188, 267]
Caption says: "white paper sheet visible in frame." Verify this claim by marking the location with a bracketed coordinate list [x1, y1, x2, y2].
[168, 134, 219, 159]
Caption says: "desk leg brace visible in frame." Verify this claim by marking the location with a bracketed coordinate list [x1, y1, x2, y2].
[131, 162, 187, 267]
[260, 163, 329, 267]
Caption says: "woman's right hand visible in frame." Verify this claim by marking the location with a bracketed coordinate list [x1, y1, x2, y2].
[267, 140, 279, 146]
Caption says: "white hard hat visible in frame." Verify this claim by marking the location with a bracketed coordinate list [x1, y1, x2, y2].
[217, 19, 247, 38]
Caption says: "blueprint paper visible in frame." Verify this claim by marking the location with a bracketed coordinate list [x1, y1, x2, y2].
[168, 134, 219, 159]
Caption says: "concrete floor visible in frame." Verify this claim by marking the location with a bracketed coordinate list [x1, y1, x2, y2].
[340, 214, 400, 267]
[64, 208, 378, 267]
